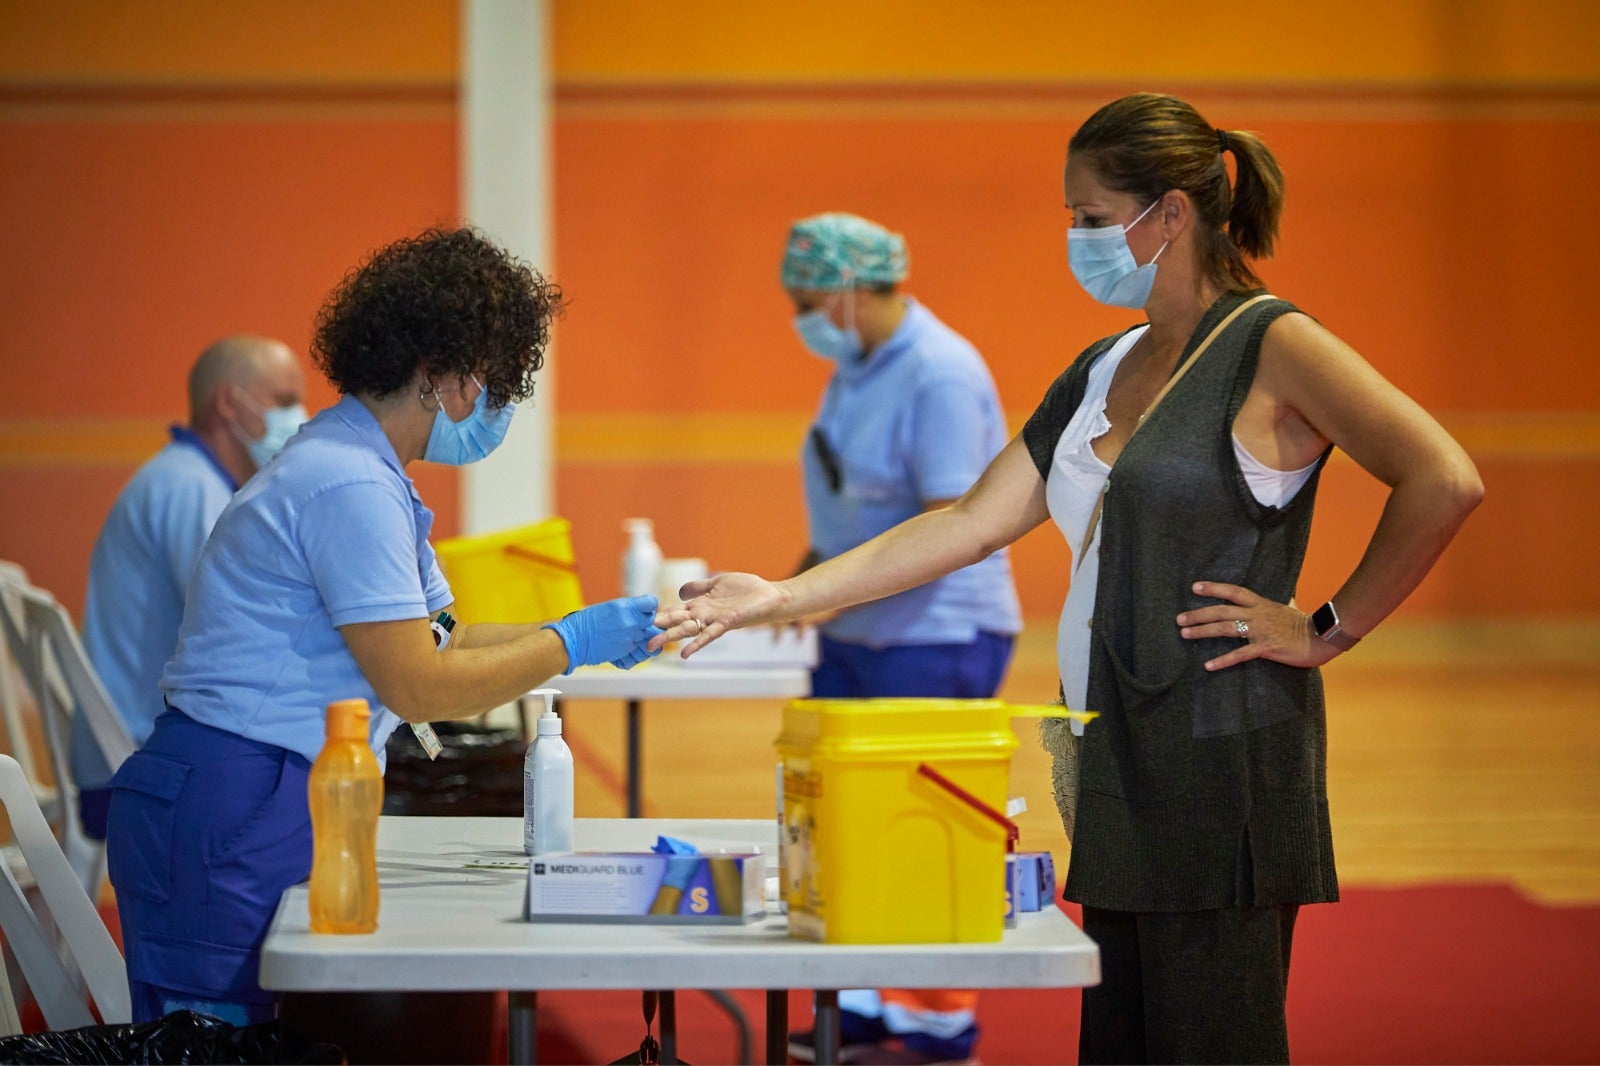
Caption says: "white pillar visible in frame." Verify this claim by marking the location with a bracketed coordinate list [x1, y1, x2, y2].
[460, 0, 553, 533]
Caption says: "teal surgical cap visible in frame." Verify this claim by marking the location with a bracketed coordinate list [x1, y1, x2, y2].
[780, 213, 909, 291]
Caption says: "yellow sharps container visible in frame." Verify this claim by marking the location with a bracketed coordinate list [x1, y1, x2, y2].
[775, 698, 1019, 944]
[434, 517, 584, 624]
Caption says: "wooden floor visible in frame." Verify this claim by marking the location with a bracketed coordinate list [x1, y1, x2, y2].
[560, 618, 1600, 905]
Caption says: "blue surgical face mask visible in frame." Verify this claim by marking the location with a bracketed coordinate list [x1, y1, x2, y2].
[793, 292, 863, 363]
[233, 393, 307, 470]
[424, 375, 514, 465]
[1067, 197, 1169, 309]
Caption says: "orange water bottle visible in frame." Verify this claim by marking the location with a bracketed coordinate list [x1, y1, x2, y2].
[309, 698, 383, 934]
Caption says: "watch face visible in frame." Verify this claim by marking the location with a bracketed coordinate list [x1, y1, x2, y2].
[1312, 601, 1339, 637]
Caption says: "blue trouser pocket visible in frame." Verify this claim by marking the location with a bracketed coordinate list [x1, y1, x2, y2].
[108, 712, 313, 1011]
[204, 749, 312, 934]
[106, 752, 191, 903]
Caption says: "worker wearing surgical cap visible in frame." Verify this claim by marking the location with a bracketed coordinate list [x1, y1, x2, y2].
[779, 213, 1020, 1066]
[781, 212, 910, 292]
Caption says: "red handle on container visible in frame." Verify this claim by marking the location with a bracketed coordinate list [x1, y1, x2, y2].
[915, 763, 1019, 852]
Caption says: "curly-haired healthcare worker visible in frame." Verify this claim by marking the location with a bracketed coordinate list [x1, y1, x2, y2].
[105, 228, 663, 1024]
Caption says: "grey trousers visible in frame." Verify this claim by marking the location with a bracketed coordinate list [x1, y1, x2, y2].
[1079, 904, 1299, 1065]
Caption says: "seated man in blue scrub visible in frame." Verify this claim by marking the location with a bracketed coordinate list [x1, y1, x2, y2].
[105, 228, 664, 1026]
[781, 214, 1022, 1066]
[70, 335, 306, 839]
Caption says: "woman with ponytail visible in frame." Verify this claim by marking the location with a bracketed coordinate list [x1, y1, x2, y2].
[648, 93, 1483, 1063]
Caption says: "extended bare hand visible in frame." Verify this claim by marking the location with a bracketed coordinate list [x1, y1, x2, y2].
[648, 572, 790, 658]
[1176, 581, 1338, 671]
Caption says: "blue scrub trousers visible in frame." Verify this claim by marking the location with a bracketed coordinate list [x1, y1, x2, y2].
[811, 630, 1014, 700]
[106, 709, 313, 1024]
[78, 786, 111, 841]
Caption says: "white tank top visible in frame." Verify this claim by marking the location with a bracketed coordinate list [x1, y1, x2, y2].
[1045, 326, 1318, 732]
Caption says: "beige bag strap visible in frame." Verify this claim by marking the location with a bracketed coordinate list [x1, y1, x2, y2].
[1075, 294, 1273, 573]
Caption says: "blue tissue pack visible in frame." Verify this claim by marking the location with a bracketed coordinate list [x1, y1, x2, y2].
[1005, 851, 1058, 924]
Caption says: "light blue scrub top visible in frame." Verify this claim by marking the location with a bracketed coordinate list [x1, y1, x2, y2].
[72, 428, 239, 790]
[803, 299, 1022, 648]
[160, 395, 452, 765]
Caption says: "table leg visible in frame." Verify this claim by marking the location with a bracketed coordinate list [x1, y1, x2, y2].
[704, 989, 753, 1065]
[626, 698, 642, 818]
[813, 990, 840, 1065]
[764, 990, 788, 1065]
[660, 989, 677, 1064]
[508, 990, 537, 1065]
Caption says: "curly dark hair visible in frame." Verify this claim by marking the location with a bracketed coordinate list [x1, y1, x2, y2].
[311, 227, 564, 407]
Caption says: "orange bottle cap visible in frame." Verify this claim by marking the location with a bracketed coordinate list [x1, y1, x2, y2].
[325, 698, 371, 741]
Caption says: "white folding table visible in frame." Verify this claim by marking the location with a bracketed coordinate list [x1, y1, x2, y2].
[531, 662, 811, 818]
[258, 816, 1099, 1065]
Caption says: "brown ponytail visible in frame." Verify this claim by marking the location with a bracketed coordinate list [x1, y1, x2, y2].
[1219, 127, 1284, 262]
[1069, 93, 1286, 292]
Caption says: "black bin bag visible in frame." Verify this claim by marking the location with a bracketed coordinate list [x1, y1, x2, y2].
[382, 719, 525, 816]
[0, 1009, 344, 1064]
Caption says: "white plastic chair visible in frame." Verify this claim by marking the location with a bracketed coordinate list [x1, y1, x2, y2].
[0, 564, 45, 899]
[0, 753, 130, 1033]
[0, 564, 134, 896]
[0, 564, 42, 801]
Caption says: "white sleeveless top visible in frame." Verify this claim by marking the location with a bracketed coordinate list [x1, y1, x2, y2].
[1045, 326, 1318, 733]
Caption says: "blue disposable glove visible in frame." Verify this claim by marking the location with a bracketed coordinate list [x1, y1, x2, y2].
[543, 595, 664, 672]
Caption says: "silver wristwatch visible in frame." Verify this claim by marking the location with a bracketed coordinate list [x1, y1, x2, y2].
[1311, 600, 1360, 651]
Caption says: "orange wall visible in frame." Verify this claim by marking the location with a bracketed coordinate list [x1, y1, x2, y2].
[549, 0, 1600, 86]
[1, 1, 1596, 624]
[0, 102, 461, 613]
[0, 0, 455, 85]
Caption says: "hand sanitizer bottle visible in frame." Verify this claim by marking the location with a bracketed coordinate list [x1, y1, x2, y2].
[524, 688, 574, 856]
[621, 518, 663, 599]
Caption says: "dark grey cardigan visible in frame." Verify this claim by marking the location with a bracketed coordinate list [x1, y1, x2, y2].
[1023, 290, 1340, 913]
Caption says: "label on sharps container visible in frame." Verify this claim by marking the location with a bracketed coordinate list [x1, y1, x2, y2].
[781, 762, 824, 939]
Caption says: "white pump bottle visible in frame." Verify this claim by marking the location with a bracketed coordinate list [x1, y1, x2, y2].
[621, 518, 663, 599]
[524, 688, 574, 856]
